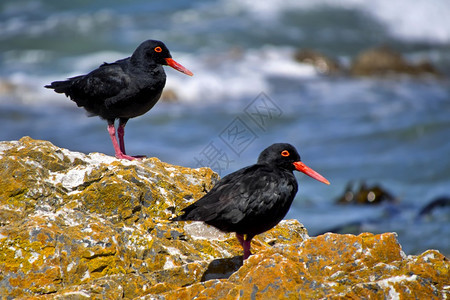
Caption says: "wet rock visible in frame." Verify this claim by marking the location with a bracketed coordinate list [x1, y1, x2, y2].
[417, 196, 450, 219]
[350, 45, 440, 77]
[1, 137, 448, 299]
[294, 48, 341, 75]
[336, 181, 396, 205]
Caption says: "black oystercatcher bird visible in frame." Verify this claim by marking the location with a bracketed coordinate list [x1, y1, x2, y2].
[172, 143, 330, 259]
[45, 40, 193, 160]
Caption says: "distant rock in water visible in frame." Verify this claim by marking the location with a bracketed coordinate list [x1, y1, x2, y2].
[0, 137, 448, 298]
[294, 48, 341, 75]
[336, 181, 396, 205]
[417, 196, 450, 219]
[350, 45, 441, 77]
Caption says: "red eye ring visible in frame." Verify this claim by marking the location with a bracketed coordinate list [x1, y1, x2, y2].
[281, 150, 290, 157]
[154, 46, 162, 53]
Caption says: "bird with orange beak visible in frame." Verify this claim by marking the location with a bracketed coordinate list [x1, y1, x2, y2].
[173, 143, 330, 259]
[46, 40, 193, 160]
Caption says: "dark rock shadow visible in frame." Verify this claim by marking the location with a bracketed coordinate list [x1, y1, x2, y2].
[200, 256, 243, 282]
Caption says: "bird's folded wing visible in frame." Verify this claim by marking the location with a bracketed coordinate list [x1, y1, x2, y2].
[85, 64, 131, 100]
[60, 63, 131, 107]
[184, 165, 280, 224]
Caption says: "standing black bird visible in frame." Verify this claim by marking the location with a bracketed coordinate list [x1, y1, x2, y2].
[172, 143, 330, 259]
[45, 40, 193, 160]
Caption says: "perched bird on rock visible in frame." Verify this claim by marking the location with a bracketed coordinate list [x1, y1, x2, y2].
[172, 143, 330, 259]
[46, 40, 193, 160]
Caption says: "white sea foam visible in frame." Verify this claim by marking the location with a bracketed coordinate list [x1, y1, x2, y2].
[0, 8, 117, 39]
[224, 0, 450, 43]
[360, 0, 450, 44]
[166, 46, 316, 103]
[1, 46, 316, 105]
[2, 0, 447, 107]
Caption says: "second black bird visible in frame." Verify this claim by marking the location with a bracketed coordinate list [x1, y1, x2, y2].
[46, 39, 193, 160]
[172, 143, 330, 259]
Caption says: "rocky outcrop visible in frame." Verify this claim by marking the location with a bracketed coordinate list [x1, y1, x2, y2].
[1, 137, 448, 299]
[293, 46, 441, 78]
[336, 181, 396, 205]
[350, 46, 441, 77]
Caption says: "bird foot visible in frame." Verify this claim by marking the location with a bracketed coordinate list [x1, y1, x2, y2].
[243, 249, 252, 260]
[115, 153, 146, 160]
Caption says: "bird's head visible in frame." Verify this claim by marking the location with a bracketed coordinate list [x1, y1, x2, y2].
[132, 40, 193, 76]
[257, 143, 330, 185]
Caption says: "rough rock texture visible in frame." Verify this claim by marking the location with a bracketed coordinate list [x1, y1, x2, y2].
[1, 137, 448, 299]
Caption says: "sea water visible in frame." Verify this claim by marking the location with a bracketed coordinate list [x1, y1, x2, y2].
[1, 0, 449, 255]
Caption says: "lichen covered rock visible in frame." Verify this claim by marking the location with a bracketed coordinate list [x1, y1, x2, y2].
[0, 137, 448, 299]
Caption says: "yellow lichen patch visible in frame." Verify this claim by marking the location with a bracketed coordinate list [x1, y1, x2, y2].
[407, 250, 450, 289]
[146, 282, 180, 295]
[157, 279, 239, 300]
[194, 280, 241, 300]
[4, 137, 73, 174]
[150, 261, 209, 288]
[0, 158, 34, 207]
[84, 255, 119, 277]
[297, 233, 364, 277]
[360, 232, 405, 266]
[258, 219, 309, 246]
[21, 266, 62, 294]
[232, 253, 308, 299]
[1, 234, 61, 296]
[0, 229, 54, 274]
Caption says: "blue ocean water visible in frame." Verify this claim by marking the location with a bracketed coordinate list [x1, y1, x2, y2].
[1, 0, 449, 255]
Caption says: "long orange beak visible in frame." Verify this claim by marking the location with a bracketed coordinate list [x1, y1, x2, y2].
[293, 161, 330, 185]
[165, 58, 193, 76]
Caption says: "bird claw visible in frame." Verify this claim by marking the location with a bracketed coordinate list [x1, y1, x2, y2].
[115, 153, 146, 160]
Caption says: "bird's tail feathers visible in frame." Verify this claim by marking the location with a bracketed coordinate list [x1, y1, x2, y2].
[170, 205, 217, 223]
[44, 80, 73, 94]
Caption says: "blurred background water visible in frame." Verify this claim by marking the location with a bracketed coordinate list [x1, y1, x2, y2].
[1, 0, 449, 255]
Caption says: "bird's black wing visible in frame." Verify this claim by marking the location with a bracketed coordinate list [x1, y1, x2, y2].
[173, 165, 256, 222]
[174, 164, 297, 233]
[46, 61, 132, 108]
